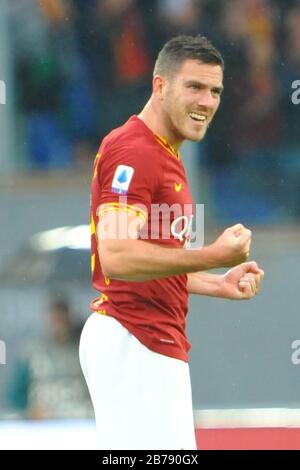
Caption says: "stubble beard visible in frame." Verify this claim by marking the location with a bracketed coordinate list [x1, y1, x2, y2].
[171, 101, 209, 143]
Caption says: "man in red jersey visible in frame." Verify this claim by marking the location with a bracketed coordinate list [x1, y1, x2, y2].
[79, 35, 264, 450]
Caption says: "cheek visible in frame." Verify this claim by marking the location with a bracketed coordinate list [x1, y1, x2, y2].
[213, 99, 221, 113]
[164, 92, 189, 123]
[167, 97, 183, 119]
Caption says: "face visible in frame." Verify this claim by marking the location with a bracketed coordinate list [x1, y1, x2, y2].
[159, 60, 223, 144]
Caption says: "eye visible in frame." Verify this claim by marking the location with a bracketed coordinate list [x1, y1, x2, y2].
[188, 84, 200, 91]
[212, 88, 222, 97]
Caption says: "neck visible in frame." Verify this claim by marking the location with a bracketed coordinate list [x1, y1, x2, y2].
[138, 97, 183, 152]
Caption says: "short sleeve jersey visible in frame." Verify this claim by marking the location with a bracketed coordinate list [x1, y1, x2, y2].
[90, 115, 195, 362]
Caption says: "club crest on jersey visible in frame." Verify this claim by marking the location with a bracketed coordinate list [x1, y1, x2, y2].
[111, 165, 134, 195]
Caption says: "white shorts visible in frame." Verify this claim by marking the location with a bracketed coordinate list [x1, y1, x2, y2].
[79, 313, 197, 450]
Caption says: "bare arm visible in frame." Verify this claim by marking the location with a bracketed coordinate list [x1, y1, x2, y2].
[187, 262, 264, 300]
[97, 210, 252, 282]
[187, 271, 223, 296]
[99, 237, 220, 281]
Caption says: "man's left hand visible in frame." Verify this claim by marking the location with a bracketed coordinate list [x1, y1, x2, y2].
[220, 261, 264, 300]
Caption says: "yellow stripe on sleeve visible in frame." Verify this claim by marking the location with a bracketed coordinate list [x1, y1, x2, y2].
[91, 253, 95, 273]
[90, 214, 96, 235]
[97, 203, 147, 223]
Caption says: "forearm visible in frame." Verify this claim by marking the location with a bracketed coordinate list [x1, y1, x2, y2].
[99, 239, 220, 281]
[187, 271, 223, 297]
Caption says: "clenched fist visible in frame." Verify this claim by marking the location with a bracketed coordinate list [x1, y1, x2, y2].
[220, 261, 265, 300]
[211, 224, 252, 267]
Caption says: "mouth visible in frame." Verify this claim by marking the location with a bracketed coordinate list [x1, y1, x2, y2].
[188, 112, 208, 126]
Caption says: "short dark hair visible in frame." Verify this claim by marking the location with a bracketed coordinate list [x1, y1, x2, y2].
[153, 35, 224, 78]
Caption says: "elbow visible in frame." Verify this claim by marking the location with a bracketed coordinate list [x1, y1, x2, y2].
[98, 240, 136, 281]
[101, 262, 112, 279]
[98, 242, 120, 279]
[100, 255, 118, 279]
[99, 251, 128, 280]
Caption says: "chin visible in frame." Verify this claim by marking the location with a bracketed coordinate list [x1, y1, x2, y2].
[182, 124, 207, 142]
[186, 131, 206, 142]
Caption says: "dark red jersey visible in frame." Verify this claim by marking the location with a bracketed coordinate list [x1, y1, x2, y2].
[90, 115, 194, 361]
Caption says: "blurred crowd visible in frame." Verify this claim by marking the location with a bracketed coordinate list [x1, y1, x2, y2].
[9, 0, 300, 218]
[7, 298, 93, 419]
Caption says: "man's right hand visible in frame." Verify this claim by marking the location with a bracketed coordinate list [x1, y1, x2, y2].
[210, 224, 252, 267]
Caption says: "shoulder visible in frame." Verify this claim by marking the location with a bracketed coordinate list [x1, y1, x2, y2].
[100, 116, 161, 166]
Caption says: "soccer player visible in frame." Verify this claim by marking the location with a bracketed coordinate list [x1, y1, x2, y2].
[79, 35, 264, 450]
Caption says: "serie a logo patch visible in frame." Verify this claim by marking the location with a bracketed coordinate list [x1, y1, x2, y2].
[111, 165, 134, 195]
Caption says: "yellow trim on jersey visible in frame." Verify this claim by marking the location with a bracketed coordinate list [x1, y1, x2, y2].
[100, 293, 109, 303]
[92, 152, 101, 180]
[97, 309, 106, 315]
[104, 276, 110, 286]
[91, 253, 95, 273]
[97, 202, 147, 223]
[154, 134, 180, 161]
[91, 295, 109, 315]
[93, 293, 109, 308]
[90, 214, 96, 235]
[98, 206, 147, 222]
[99, 201, 148, 217]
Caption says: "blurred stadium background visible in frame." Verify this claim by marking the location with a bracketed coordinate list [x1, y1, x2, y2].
[0, 0, 300, 449]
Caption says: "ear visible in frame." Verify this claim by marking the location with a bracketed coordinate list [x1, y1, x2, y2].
[152, 75, 166, 101]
